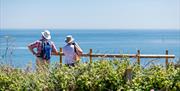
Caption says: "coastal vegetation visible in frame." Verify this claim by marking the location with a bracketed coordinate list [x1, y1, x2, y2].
[0, 58, 180, 91]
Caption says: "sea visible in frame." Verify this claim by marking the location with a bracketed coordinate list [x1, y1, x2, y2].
[0, 29, 180, 68]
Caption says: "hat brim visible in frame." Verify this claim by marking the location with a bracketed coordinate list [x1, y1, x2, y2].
[41, 32, 51, 40]
[65, 38, 74, 43]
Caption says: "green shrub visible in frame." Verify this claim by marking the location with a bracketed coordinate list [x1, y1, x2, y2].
[0, 59, 179, 91]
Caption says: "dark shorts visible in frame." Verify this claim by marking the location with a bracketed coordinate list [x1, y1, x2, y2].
[66, 63, 75, 67]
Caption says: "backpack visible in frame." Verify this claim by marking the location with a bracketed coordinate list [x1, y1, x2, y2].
[72, 42, 83, 61]
[40, 40, 52, 60]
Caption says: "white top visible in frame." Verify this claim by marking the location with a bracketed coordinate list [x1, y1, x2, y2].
[63, 44, 76, 64]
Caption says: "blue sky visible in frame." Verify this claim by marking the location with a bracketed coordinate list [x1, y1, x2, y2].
[0, 0, 180, 29]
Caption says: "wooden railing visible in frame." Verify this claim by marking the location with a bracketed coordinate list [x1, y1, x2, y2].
[59, 48, 175, 67]
[58, 48, 176, 82]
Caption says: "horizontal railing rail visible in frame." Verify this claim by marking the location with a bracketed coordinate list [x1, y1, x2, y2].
[58, 48, 175, 67]
[57, 53, 175, 58]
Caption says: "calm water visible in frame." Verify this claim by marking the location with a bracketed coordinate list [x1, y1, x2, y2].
[0, 29, 180, 68]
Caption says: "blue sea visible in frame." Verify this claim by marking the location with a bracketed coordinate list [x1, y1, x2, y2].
[0, 29, 180, 68]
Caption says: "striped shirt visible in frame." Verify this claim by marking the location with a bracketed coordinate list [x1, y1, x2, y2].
[28, 39, 58, 57]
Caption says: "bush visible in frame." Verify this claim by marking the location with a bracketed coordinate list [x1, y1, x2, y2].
[0, 59, 180, 91]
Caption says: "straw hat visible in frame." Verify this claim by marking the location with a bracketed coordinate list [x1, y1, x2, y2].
[41, 30, 51, 40]
[65, 35, 74, 43]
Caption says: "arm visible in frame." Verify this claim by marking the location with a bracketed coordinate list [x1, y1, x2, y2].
[27, 41, 38, 55]
[51, 42, 59, 55]
[74, 42, 83, 52]
[28, 46, 36, 55]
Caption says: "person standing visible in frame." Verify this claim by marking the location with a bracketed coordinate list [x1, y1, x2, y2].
[63, 35, 83, 67]
[28, 30, 59, 68]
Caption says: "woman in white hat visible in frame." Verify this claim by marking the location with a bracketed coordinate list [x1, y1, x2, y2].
[63, 35, 82, 67]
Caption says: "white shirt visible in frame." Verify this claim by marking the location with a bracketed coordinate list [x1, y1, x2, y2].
[63, 44, 76, 64]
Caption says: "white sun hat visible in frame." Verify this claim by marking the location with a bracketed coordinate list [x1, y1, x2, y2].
[41, 30, 51, 40]
[65, 35, 74, 43]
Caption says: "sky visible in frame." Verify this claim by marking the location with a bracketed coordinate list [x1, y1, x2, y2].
[0, 0, 180, 29]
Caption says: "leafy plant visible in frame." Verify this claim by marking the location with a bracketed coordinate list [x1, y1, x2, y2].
[0, 59, 179, 91]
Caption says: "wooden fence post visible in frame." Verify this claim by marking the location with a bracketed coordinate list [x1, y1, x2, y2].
[137, 50, 140, 65]
[90, 49, 92, 63]
[166, 50, 168, 68]
[60, 48, 62, 65]
[124, 67, 132, 82]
